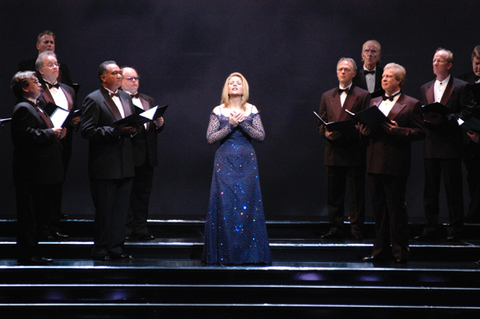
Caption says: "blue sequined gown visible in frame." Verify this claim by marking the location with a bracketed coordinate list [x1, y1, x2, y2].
[203, 110, 271, 265]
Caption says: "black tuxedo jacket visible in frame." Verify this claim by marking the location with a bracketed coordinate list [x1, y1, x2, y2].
[38, 80, 77, 161]
[353, 65, 384, 95]
[18, 58, 73, 87]
[129, 92, 164, 167]
[366, 94, 425, 176]
[318, 85, 370, 166]
[11, 98, 64, 185]
[80, 87, 135, 180]
[420, 76, 474, 158]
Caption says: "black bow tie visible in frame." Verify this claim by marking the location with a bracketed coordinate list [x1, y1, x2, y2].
[364, 70, 375, 75]
[46, 82, 60, 89]
[338, 88, 349, 94]
[131, 92, 140, 99]
[382, 92, 401, 101]
[109, 91, 120, 98]
[475, 75, 480, 82]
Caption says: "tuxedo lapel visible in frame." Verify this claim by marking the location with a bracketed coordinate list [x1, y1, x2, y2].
[440, 77, 454, 106]
[60, 86, 74, 110]
[425, 82, 435, 104]
[341, 93, 359, 121]
[140, 97, 150, 111]
[101, 88, 123, 121]
[328, 91, 342, 121]
[387, 95, 407, 121]
[120, 96, 132, 117]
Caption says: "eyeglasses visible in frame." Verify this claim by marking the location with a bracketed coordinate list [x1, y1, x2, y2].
[125, 76, 140, 82]
[46, 62, 60, 68]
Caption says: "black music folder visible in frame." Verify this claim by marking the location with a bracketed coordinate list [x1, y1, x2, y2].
[458, 117, 480, 132]
[313, 111, 358, 138]
[344, 106, 392, 134]
[421, 102, 452, 115]
[44, 102, 80, 128]
[113, 104, 168, 126]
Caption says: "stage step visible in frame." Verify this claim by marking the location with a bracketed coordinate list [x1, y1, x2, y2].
[0, 261, 479, 318]
[0, 219, 480, 318]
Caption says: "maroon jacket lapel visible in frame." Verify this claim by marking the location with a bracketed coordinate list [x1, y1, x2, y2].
[328, 91, 342, 121]
[440, 77, 455, 106]
[387, 94, 407, 121]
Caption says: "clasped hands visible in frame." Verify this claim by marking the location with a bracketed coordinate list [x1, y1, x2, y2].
[229, 111, 245, 126]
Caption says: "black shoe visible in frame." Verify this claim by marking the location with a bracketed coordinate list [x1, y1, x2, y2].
[53, 232, 69, 239]
[132, 234, 155, 241]
[18, 256, 53, 265]
[362, 255, 391, 263]
[92, 255, 110, 261]
[321, 231, 342, 239]
[395, 258, 408, 264]
[414, 233, 438, 241]
[446, 236, 461, 242]
[111, 254, 134, 260]
[352, 232, 363, 240]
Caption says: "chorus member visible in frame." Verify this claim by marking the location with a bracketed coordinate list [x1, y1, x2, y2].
[458, 46, 480, 223]
[202, 72, 271, 265]
[353, 40, 384, 97]
[18, 30, 74, 87]
[318, 57, 370, 240]
[11, 71, 67, 264]
[416, 48, 474, 241]
[36, 50, 78, 239]
[81, 61, 138, 261]
[360, 63, 425, 263]
[121, 67, 164, 241]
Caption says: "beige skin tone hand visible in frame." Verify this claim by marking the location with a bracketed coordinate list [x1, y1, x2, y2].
[381, 120, 399, 134]
[358, 123, 371, 136]
[228, 110, 245, 126]
[118, 123, 139, 136]
[325, 130, 341, 140]
[53, 127, 67, 139]
[467, 130, 480, 143]
[154, 117, 164, 127]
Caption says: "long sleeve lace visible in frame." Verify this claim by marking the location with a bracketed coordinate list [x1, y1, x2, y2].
[206, 113, 233, 144]
[239, 113, 265, 142]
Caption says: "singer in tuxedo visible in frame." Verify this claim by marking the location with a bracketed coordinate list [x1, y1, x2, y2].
[353, 40, 384, 97]
[318, 57, 370, 239]
[360, 63, 425, 263]
[36, 51, 78, 240]
[417, 48, 474, 241]
[18, 30, 74, 87]
[121, 67, 164, 241]
[81, 61, 139, 261]
[458, 45, 480, 223]
[11, 71, 67, 265]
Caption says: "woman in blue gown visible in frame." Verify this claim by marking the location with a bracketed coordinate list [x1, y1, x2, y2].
[202, 72, 271, 265]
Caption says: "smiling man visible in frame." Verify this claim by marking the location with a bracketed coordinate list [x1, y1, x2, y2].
[318, 57, 371, 240]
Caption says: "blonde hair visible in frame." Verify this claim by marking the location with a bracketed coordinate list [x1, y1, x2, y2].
[221, 72, 249, 110]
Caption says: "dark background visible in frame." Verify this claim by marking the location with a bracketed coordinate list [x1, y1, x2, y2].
[0, 0, 478, 222]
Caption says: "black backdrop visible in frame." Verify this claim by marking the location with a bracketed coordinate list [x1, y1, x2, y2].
[0, 0, 479, 221]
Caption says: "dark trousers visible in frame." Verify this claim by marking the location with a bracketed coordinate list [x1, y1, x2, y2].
[368, 174, 409, 260]
[423, 158, 464, 237]
[464, 148, 480, 221]
[326, 165, 365, 235]
[16, 183, 60, 260]
[90, 177, 132, 257]
[126, 161, 155, 237]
